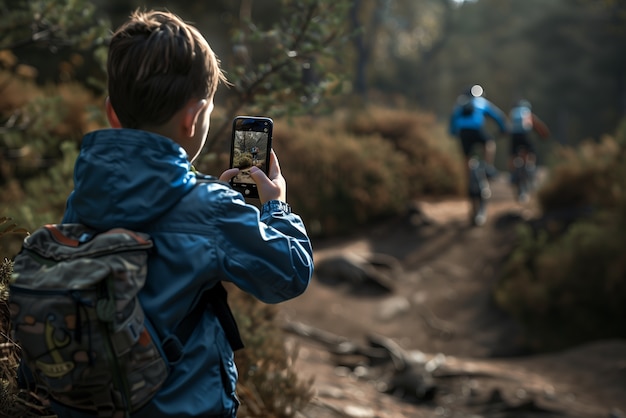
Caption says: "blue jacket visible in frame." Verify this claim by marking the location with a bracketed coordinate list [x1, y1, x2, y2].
[449, 96, 507, 136]
[55, 128, 314, 417]
[509, 104, 533, 134]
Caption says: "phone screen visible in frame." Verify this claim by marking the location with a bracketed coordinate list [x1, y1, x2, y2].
[230, 116, 273, 198]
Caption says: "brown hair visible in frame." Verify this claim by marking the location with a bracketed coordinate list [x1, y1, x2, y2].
[107, 10, 226, 129]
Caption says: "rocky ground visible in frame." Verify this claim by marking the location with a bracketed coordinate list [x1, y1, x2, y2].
[279, 174, 626, 418]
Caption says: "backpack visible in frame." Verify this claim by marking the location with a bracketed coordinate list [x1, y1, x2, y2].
[9, 223, 243, 416]
[459, 96, 475, 116]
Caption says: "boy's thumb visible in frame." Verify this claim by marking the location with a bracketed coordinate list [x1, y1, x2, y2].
[249, 166, 269, 185]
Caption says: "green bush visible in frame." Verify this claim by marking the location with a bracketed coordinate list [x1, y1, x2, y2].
[495, 124, 626, 352]
[273, 108, 464, 236]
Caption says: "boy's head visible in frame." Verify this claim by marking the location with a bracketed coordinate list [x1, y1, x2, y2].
[106, 10, 225, 130]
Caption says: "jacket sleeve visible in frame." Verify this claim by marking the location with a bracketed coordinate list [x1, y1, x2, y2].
[484, 100, 508, 134]
[213, 190, 314, 304]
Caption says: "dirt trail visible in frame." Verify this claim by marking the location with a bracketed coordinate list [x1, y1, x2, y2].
[279, 174, 626, 418]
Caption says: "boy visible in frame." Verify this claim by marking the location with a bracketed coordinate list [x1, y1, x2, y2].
[49, 9, 313, 417]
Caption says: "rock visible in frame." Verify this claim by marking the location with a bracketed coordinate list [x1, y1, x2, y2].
[314, 252, 401, 295]
[376, 296, 410, 321]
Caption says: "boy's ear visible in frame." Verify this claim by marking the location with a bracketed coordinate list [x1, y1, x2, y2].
[183, 99, 208, 138]
[105, 97, 122, 128]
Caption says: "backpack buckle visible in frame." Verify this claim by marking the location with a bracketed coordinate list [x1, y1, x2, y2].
[161, 336, 183, 364]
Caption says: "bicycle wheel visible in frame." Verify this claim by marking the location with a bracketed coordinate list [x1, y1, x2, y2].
[468, 158, 491, 226]
[513, 154, 536, 203]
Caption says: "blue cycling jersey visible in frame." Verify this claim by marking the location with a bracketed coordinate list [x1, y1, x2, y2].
[449, 96, 507, 135]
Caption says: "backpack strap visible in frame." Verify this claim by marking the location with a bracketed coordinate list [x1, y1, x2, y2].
[164, 282, 244, 357]
[161, 173, 244, 363]
[160, 288, 244, 364]
[202, 283, 244, 351]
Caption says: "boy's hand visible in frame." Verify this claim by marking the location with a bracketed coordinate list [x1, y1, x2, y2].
[218, 168, 240, 182]
[250, 150, 287, 203]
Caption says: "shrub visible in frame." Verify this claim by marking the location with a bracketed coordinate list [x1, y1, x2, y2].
[0, 257, 18, 415]
[272, 108, 464, 237]
[344, 106, 465, 198]
[495, 125, 626, 352]
[538, 136, 623, 213]
[1, 71, 89, 256]
[1, 221, 44, 417]
[229, 288, 314, 417]
[274, 116, 409, 236]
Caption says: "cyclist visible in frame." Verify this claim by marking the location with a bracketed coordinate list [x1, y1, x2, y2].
[508, 99, 550, 202]
[449, 84, 507, 225]
[449, 85, 507, 177]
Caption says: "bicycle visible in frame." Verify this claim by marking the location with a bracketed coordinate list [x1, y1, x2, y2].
[467, 155, 492, 226]
[508, 100, 550, 203]
[510, 146, 536, 203]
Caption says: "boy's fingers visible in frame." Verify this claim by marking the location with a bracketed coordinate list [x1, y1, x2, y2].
[219, 168, 240, 182]
[249, 166, 272, 187]
[250, 166, 283, 202]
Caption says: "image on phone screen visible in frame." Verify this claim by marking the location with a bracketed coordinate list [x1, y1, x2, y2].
[230, 116, 273, 197]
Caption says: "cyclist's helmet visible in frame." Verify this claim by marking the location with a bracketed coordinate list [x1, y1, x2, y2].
[463, 84, 483, 97]
[470, 84, 484, 97]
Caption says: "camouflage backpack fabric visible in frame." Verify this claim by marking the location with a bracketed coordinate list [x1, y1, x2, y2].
[9, 224, 167, 417]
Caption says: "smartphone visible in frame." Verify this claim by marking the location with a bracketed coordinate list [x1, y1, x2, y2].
[229, 116, 273, 198]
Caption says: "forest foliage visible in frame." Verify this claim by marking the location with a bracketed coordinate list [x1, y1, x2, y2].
[1, 0, 626, 415]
